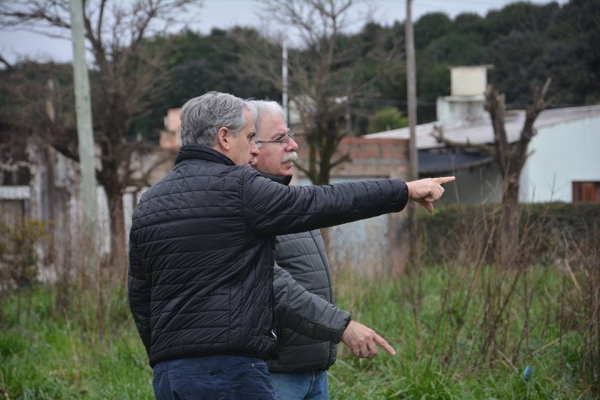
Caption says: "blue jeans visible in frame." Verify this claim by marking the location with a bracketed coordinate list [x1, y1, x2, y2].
[153, 355, 275, 400]
[270, 370, 329, 400]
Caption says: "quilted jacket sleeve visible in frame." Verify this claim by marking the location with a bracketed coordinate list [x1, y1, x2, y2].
[242, 170, 409, 235]
[128, 238, 152, 356]
[273, 264, 351, 343]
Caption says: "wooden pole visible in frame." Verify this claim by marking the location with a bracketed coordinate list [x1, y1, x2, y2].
[69, 0, 97, 235]
[406, 0, 419, 264]
[282, 40, 289, 126]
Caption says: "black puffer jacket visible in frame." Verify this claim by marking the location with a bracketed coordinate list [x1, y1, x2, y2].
[271, 230, 345, 372]
[264, 173, 348, 373]
[128, 145, 409, 367]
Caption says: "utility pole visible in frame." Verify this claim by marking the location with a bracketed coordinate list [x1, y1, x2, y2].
[69, 0, 97, 236]
[406, 0, 419, 264]
[282, 39, 289, 126]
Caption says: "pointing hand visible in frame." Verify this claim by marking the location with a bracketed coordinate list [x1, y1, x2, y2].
[406, 176, 455, 213]
[341, 320, 396, 359]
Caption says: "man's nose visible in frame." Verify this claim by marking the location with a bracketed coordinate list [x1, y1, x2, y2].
[287, 138, 299, 151]
[250, 140, 260, 156]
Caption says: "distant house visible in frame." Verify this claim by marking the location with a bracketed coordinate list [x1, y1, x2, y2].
[0, 137, 173, 274]
[367, 66, 600, 204]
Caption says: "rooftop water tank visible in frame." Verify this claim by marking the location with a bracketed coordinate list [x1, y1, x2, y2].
[450, 65, 493, 97]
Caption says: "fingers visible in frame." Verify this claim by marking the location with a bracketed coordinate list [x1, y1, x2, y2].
[360, 341, 372, 358]
[416, 198, 435, 213]
[365, 338, 379, 359]
[341, 321, 397, 359]
[407, 176, 453, 209]
[433, 176, 455, 185]
[351, 343, 361, 358]
[373, 334, 396, 356]
[423, 201, 434, 214]
[348, 340, 364, 358]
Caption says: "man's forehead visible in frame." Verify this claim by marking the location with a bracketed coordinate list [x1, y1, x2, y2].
[258, 113, 287, 136]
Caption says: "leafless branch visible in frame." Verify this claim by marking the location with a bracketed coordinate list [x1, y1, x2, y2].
[123, 149, 176, 189]
[0, 53, 13, 70]
[293, 160, 311, 177]
[329, 152, 351, 169]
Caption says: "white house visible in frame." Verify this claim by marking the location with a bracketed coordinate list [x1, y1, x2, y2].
[367, 66, 600, 204]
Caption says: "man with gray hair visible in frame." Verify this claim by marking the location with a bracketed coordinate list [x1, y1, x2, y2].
[129, 91, 454, 399]
[249, 100, 394, 399]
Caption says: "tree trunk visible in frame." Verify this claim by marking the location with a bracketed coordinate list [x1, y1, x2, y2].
[317, 154, 331, 256]
[317, 161, 331, 186]
[497, 176, 520, 267]
[104, 181, 126, 267]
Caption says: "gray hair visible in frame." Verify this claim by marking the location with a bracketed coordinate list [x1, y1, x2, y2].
[180, 92, 252, 147]
[247, 100, 286, 133]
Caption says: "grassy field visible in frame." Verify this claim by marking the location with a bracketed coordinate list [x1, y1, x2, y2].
[0, 264, 596, 399]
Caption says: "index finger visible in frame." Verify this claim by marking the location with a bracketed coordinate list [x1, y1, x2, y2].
[433, 176, 455, 185]
[374, 334, 396, 356]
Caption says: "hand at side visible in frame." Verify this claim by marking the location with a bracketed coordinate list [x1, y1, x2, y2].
[341, 320, 396, 359]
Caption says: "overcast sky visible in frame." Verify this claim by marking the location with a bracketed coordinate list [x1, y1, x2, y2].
[0, 0, 567, 64]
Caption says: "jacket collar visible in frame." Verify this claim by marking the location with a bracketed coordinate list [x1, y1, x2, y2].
[257, 171, 292, 186]
[175, 145, 235, 166]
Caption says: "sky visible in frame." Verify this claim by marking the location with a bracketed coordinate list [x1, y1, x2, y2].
[0, 0, 567, 65]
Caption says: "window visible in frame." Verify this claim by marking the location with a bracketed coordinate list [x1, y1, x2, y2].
[572, 182, 600, 203]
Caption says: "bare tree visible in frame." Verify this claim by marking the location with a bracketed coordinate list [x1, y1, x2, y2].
[236, 0, 400, 185]
[0, 0, 198, 264]
[435, 79, 552, 266]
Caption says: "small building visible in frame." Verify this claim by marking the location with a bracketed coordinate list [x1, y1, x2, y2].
[0, 136, 173, 279]
[367, 66, 600, 204]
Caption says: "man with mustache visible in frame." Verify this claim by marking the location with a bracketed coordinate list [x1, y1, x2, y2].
[129, 92, 454, 399]
[249, 100, 395, 399]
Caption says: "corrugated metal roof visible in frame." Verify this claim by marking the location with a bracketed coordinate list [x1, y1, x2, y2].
[366, 105, 600, 149]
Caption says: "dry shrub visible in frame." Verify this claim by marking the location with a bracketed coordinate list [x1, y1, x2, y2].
[0, 218, 47, 291]
[412, 203, 600, 393]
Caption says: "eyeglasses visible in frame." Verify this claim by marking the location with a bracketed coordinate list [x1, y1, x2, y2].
[254, 132, 296, 148]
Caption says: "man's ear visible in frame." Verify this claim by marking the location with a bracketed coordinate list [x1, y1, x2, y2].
[215, 126, 231, 151]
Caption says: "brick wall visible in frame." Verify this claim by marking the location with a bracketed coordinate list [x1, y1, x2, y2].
[294, 135, 409, 180]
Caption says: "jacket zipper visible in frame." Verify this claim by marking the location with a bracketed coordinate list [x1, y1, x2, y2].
[269, 236, 279, 357]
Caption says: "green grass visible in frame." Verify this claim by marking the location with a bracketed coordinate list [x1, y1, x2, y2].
[0, 286, 153, 400]
[0, 265, 596, 399]
[327, 264, 594, 399]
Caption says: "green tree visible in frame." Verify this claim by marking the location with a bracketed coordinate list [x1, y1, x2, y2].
[414, 12, 452, 50]
[130, 28, 281, 137]
[367, 107, 407, 133]
[424, 33, 485, 65]
[483, 2, 560, 43]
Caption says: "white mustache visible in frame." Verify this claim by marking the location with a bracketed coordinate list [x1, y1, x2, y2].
[282, 152, 298, 163]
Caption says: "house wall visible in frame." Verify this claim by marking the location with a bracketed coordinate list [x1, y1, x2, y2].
[13, 144, 174, 271]
[520, 116, 600, 202]
[428, 163, 503, 204]
[296, 175, 393, 276]
[436, 96, 487, 123]
[0, 199, 27, 226]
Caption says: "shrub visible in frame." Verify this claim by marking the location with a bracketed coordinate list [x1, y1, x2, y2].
[418, 202, 600, 266]
[0, 218, 47, 289]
